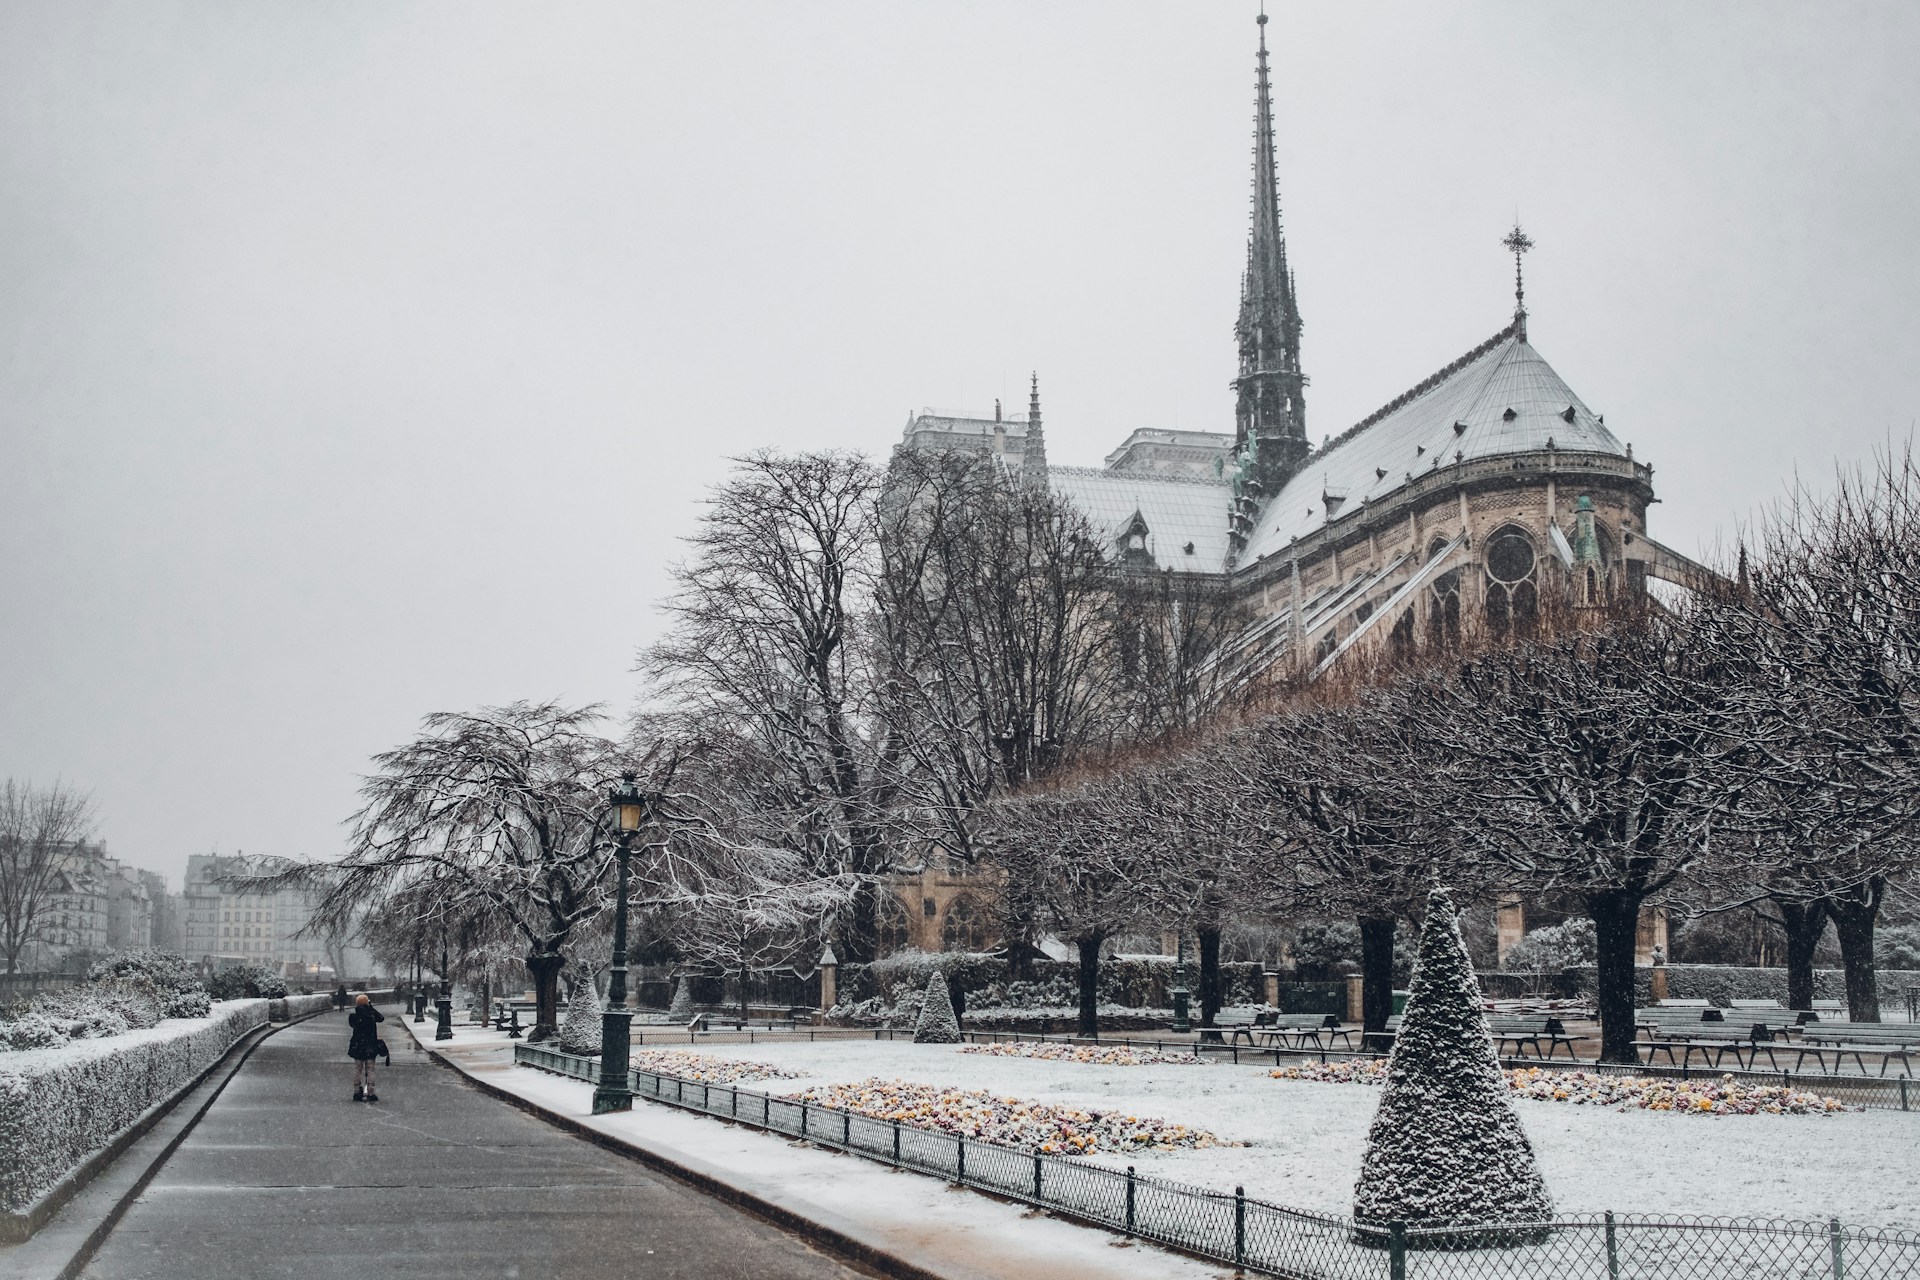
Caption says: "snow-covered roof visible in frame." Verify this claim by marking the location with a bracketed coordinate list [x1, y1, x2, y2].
[1241, 328, 1626, 563]
[1045, 465, 1233, 570]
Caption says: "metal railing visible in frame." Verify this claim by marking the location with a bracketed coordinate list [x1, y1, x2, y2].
[513, 1042, 1920, 1278]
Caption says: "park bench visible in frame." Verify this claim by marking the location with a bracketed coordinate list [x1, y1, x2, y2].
[1488, 1015, 1586, 1060]
[1252, 1012, 1355, 1051]
[1793, 1025, 1918, 1077]
[1641, 1021, 1786, 1070]
[1636, 1007, 1724, 1041]
[1203, 1007, 1266, 1044]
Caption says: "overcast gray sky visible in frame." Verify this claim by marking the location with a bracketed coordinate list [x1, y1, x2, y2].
[4, 3, 1918, 888]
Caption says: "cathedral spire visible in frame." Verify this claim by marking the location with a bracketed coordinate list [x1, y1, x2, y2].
[1022, 371, 1048, 484]
[1229, 9, 1309, 559]
[1503, 222, 1533, 342]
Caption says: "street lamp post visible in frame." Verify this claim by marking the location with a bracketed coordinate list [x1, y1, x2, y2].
[593, 772, 648, 1114]
[435, 924, 454, 1041]
[412, 936, 425, 1023]
[1171, 934, 1192, 1034]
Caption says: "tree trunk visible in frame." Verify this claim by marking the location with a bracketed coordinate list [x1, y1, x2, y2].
[1076, 935, 1102, 1040]
[479, 975, 491, 1028]
[1828, 880, 1885, 1022]
[739, 966, 751, 1026]
[1197, 926, 1222, 1028]
[836, 880, 880, 965]
[524, 952, 566, 1041]
[1587, 892, 1644, 1064]
[1775, 898, 1827, 1012]
[948, 971, 966, 1020]
[1358, 916, 1397, 1035]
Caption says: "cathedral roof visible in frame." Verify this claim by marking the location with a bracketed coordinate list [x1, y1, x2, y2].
[1045, 465, 1234, 570]
[1239, 326, 1627, 564]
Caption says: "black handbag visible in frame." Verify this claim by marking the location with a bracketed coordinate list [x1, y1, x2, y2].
[376, 1038, 390, 1063]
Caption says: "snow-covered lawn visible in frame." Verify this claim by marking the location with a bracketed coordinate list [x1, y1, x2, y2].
[681, 1037, 1920, 1229]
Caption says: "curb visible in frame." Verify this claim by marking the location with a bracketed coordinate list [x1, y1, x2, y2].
[399, 1021, 953, 1280]
[0, 1005, 339, 1280]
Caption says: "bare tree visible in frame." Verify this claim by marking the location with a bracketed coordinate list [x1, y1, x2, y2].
[1415, 608, 1752, 1063]
[644, 451, 893, 962]
[0, 779, 97, 974]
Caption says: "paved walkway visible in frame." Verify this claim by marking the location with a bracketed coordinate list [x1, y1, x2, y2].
[79, 1012, 867, 1280]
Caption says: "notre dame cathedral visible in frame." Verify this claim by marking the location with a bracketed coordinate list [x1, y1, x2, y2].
[898, 14, 1712, 694]
[885, 14, 1704, 962]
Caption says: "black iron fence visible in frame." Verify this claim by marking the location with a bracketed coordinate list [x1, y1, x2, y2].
[514, 1042, 1919, 1279]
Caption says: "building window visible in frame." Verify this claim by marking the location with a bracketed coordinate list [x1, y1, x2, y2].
[941, 896, 991, 952]
[1429, 569, 1462, 650]
[1484, 526, 1539, 639]
[876, 894, 911, 957]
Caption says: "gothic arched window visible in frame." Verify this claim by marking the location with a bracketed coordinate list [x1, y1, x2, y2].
[1484, 526, 1538, 639]
[1429, 569, 1462, 650]
[941, 895, 991, 953]
[875, 892, 912, 957]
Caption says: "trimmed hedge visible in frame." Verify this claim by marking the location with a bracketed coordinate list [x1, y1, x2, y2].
[1565, 964, 1920, 1007]
[268, 994, 334, 1022]
[0, 999, 268, 1212]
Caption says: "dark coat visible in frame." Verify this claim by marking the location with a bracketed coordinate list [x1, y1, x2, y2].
[347, 1005, 385, 1061]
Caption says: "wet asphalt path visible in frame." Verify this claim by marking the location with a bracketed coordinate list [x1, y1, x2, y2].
[78, 1012, 867, 1280]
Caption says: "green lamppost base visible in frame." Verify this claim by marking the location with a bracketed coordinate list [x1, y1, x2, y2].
[592, 1009, 634, 1114]
[434, 995, 454, 1041]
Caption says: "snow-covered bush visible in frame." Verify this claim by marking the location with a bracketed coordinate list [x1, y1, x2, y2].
[1503, 919, 1597, 974]
[666, 978, 693, 1022]
[87, 949, 199, 995]
[1353, 889, 1553, 1235]
[207, 966, 286, 1001]
[912, 969, 960, 1043]
[0, 999, 268, 1211]
[558, 971, 603, 1055]
[2, 1014, 76, 1051]
[164, 987, 213, 1019]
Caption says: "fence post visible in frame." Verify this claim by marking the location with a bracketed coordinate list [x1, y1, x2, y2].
[732, 1086, 738, 1118]
[1125, 1166, 1136, 1233]
[956, 1135, 966, 1184]
[1901, 1078, 1910, 1112]
[801, 1100, 809, 1139]
[843, 1111, 851, 1148]
[1388, 1221, 1407, 1280]
[1604, 1211, 1619, 1280]
[1234, 1186, 1246, 1266]
[764, 1094, 771, 1126]
[1032, 1154, 1042, 1201]
[893, 1120, 901, 1164]
[1830, 1217, 1845, 1280]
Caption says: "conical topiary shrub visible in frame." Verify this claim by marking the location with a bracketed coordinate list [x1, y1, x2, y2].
[558, 968, 603, 1055]
[1353, 888, 1553, 1238]
[912, 969, 961, 1044]
[667, 977, 693, 1022]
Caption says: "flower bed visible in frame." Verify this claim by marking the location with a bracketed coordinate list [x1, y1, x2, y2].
[632, 1049, 796, 1084]
[959, 1042, 1203, 1067]
[788, 1078, 1235, 1155]
[1266, 1059, 1857, 1115]
[0, 1000, 268, 1213]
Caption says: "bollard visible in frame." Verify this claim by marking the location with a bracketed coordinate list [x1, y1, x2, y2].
[1605, 1210, 1619, 1280]
[1234, 1186, 1246, 1265]
[1125, 1166, 1136, 1233]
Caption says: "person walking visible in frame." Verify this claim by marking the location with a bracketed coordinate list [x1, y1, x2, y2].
[348, 993, 385, 1102]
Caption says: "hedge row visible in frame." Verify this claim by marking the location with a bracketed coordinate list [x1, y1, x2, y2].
[269, 994, 335, 1022]
[0, 999, 268, 1212]
[841, 952, 1270, 1011]
[1564, 964, 1920, 1007]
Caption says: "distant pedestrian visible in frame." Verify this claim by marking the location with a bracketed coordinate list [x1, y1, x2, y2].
[348, 994, 385, 1102]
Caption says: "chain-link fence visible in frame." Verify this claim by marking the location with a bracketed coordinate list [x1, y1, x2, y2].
[514, 1042, 1919, 1278]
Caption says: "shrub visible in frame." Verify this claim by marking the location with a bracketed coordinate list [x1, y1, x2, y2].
[667, 978, 693, 1022]
[1353, 889, 1553, 1233]
[87, 949, 199, 995]
[558, 971, 603, 1055]
[1503, 919, 1597, 975]
[206, 966, 287, 1001]
[1877, 925, 1920, 971]
[912, 969, 961, 1044]
[2, 1014, 77, 1052]
[163, 988, 213, 1019]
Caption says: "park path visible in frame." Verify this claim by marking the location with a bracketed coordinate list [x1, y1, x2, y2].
[78, 1011, 867, 1280]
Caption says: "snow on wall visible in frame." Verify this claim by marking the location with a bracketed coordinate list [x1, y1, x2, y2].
[0, 999, 268, 1211]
